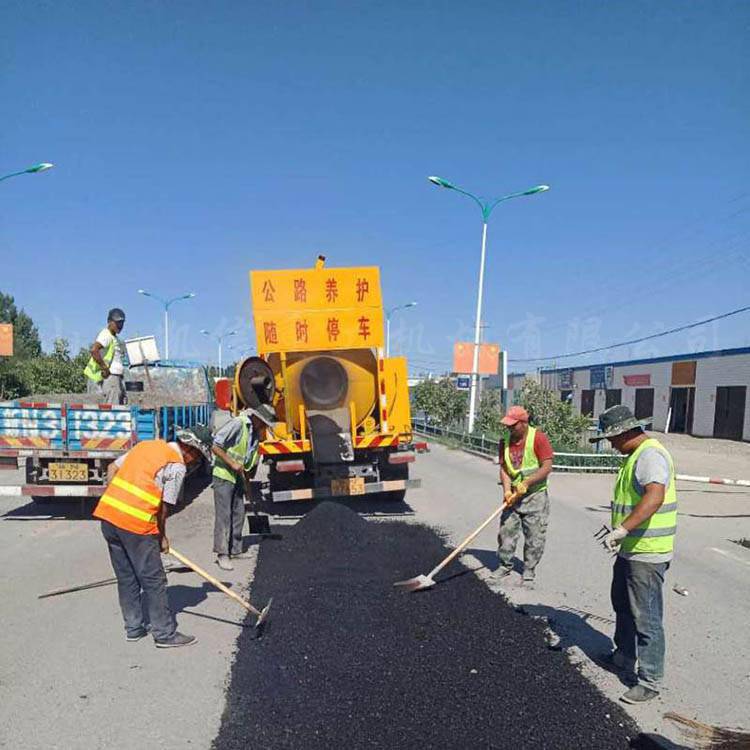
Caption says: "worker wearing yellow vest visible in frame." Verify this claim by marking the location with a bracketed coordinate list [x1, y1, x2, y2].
[93, 433, 203, 648]
[211, 404, 276, 571]
[496, 405, 554, 587]
[591, 404, 678, 705]
[84, 308, 126, 404]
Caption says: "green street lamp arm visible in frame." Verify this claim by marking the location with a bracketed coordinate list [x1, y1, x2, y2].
[428, 175, 549, 222]
[485, 184, 550, 219]
[165, 292, 196, 310]
[0, 162, 54, 183]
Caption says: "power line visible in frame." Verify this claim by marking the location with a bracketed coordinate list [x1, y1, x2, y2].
[509, 304, 750, 364]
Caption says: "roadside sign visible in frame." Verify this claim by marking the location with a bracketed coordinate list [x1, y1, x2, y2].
[250, 266, 384, 352]
[452, 342, 500, 375]
[456, 376, 471, 390]
[0, 324, 12, 356]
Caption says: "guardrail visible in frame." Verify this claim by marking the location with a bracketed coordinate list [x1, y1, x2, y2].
[411, 420, 624, 473]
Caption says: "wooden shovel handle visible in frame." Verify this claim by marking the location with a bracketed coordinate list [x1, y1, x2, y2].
[167, 547, 260, 617]
[427, 490, 521, 579]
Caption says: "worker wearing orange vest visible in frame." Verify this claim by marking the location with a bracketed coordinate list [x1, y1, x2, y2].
[94, 435, 201, 648]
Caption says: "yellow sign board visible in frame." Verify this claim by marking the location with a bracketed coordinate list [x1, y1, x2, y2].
[250, 266, 384, 352]
[0, 324, 12, 356]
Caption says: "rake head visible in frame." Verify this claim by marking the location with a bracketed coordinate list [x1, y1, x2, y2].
[393, 574, 435, 593]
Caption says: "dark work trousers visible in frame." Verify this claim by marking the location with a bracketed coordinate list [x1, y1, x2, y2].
[212, 477, 245, 556]
[611, 556, 669, 687]
[100, 520, 176, 640]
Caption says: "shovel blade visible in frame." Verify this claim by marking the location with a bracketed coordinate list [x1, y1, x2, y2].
[248, 514, 272, 535]
[393, 574, 435, 592]
[255, 598, 273, 632]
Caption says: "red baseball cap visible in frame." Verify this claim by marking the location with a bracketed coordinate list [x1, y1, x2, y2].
[501, 405, 529, 426]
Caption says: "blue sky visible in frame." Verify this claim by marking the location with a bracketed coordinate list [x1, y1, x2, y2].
[2, 1, 749, 374]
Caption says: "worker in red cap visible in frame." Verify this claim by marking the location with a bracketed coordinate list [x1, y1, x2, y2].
[496, 405, 554, 587]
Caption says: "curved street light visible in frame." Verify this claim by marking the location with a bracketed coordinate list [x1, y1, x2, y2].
[386, 301, 418, 357]
[1, 162, 55, 183]
[428, 175, 549, 432]
[138, 289, 196, 360]
[201, 329, 238, 374]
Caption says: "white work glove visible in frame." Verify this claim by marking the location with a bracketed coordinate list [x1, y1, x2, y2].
[604, 525, 628, 552]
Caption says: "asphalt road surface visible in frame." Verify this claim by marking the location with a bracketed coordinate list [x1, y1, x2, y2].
[1, 442, 748, 749]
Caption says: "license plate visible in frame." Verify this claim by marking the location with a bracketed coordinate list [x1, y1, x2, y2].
[48, 462, 88, 482]
[331, 477, 365, 496]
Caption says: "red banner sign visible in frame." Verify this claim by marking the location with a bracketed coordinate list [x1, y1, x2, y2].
[623, 374, 651, 386]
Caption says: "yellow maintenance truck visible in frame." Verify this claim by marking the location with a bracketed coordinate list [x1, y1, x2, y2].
[230, 256, 420, 503]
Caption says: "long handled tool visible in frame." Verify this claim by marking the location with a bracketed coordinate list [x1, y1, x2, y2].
[167, 546, 272, 631]
[38, 563, 188, 599]
[394, 489, 522, 592]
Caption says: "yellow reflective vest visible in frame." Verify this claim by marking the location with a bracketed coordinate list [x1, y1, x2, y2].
[612, 438, 677, 555]
[503, 426, 548, 494]
[83, 334, 118, 383]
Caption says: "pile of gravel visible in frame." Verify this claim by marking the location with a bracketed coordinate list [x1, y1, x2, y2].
[213, 502, 643, 749]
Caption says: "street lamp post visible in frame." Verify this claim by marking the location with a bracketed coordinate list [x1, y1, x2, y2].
[428, 175, 549, 433]
[0, 162, 54, 183]
[201, 330, 238, 374]
[385, 302, 418, 357]
[138, 290, 196, 360]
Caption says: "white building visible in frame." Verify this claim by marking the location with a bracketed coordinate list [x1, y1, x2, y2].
[506, 346, 750, 441]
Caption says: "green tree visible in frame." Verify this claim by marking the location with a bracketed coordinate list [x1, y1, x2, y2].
[0, 292, 42, 358]
[475, 388, 503, 436]
[411, 378, 468, 429]
[0, 339, 88, 399]
[519, 380, 591, 450]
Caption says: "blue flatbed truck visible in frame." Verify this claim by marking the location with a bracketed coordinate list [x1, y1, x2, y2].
[0, 361, 214, 502]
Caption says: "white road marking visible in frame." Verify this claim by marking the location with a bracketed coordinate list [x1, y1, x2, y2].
[710, 547, 750, 567]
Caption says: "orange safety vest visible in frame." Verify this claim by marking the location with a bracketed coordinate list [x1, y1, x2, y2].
[94, 440, 184, 535]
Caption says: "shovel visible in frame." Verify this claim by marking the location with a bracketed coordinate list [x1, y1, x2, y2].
[242, 472, 272, 536]
[167, 547, 272, 631]
[394, 489, 522, 592]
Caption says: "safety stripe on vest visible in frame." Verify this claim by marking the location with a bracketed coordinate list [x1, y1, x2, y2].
[111, 476, 161, 507]
[611, 501, 678, 516]
[627, 526, 677, 538]
[98, 494, 156, 523]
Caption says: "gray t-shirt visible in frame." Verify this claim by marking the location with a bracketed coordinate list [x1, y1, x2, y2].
[213, 415, 257, 464]
[619, 447, 674, 563]
[112, 448, 186, 506]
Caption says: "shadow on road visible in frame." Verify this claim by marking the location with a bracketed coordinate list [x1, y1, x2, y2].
[2, 498, 97, 521]
[1, 472, 211, 522]
[519, 602, 632, 688]
[464, 547, 523, 574]
[259, 493, 415, 520]
[167, 581, 248, 628]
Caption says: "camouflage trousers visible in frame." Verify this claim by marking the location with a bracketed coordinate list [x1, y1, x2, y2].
[497, 490, 550, 573]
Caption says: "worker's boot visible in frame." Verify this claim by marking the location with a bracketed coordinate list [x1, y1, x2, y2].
[126, 627, 148, 642]
[231, 551, 254, 560]
[154, 632, 197, 649]
[492, 564, 513, 580]
[521, 569, 536, 589]
[216, 554, 234, 571]
[620, 684, 660, 704]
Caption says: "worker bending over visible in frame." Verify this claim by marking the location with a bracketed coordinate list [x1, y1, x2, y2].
[93, 429, 207, 648]
[592, 405, 677, 705]
[496, 405, 554, 587]
[84, 307, 127, 404]
[211, 404, 276, 571]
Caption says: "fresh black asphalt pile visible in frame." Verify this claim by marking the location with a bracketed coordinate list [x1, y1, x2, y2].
[213, 502, 639, 749]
